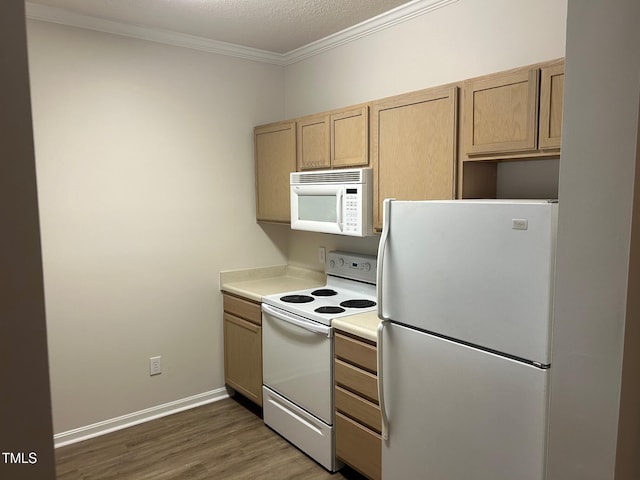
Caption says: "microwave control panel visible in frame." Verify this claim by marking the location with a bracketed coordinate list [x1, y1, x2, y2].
[344, 188, 361, 234]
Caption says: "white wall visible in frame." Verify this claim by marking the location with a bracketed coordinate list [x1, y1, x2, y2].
[496, 159, 560, 199]
[283, 0, 567, 267]
[547, 1, 640, 478]
[27, 20, 288, 434]
[284, 0, 567, 118]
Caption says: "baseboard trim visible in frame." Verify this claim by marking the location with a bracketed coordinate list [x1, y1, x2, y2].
[54, 388, 229, 448]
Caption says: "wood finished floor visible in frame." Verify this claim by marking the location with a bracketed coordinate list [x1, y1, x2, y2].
[55, 395, 368, 480]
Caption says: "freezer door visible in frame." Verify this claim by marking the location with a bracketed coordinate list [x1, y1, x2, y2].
[381, 323, 549, 480]
[379, 200, 556, 364]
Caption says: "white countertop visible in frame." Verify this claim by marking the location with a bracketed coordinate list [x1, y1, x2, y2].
[332, 310, 380, 343]
[220, 264, 325, 303]
[220, 264, 380, 341]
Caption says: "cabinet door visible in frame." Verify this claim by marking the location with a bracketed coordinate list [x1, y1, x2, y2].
[224, 312, 262, 406]
[371, 86, 457, 231]
[297, 113, 330, 170]
[254, 122, 296, 223]
[539, 62, 565, 149]
[464, 68, 539, 155]
[331, 105, 369, 168]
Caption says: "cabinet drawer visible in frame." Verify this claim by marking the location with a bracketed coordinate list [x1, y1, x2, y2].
[335, 332, 377, 373]
[335, 386, 381, 433]
[223, 293, 261, 325]
[335, 359, 378, 403]
[336, 412, 381, 480]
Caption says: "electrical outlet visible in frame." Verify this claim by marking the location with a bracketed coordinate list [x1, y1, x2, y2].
[149, 356, 162, 376]
[318, 247, 326, 264]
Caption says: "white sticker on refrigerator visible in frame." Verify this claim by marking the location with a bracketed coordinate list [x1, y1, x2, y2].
[512, 219, 529, 230]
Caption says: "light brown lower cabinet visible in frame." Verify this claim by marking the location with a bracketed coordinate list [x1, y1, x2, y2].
[335, 359, 378, 403]
[336, 412, 381, 480]
[334, 331, 381, 480]
[335, 386, 381, 432]
[222, 293, 262, 406]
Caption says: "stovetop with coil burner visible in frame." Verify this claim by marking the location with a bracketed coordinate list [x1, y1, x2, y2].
[261, 251, 377, 326]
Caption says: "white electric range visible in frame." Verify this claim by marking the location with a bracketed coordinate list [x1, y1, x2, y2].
[261, 251, 377, 472]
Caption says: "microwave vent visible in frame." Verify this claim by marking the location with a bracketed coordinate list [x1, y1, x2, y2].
[291, 168, 368, 184]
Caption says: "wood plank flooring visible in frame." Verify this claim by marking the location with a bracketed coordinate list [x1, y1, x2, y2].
[55, 395, 368, 480]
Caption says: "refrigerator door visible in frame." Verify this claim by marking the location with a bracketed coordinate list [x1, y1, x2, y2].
[379, 200, 557, 364]
[382, 323, 549, 480]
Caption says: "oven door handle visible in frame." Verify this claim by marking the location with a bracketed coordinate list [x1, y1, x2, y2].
[262, 303, 332, 337]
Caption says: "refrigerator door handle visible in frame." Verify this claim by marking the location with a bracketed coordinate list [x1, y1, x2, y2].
[377, 198, 393, 321]
[377, 319, 390, 441]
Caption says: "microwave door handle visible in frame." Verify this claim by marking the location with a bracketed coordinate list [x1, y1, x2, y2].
[336, 187, 344, 232]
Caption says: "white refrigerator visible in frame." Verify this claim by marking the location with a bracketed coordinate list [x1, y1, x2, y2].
[376, 199, 557, 480]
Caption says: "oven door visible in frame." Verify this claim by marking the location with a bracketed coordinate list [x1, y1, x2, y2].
[262, 303, 333, 424]
[290, 184, 346, 235]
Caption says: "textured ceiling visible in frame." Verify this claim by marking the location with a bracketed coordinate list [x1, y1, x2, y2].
[26, 0, 414, 54]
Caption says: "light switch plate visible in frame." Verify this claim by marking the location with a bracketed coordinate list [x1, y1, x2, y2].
[149, 356, 162, 376]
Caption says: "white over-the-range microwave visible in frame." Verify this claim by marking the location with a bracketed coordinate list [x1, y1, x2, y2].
[290, 167, 374, 237]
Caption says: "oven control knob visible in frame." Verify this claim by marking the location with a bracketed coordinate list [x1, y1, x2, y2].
[364, 263, 371, 272]
[338, 258, 345, 267]
[329, 259, 335, 268]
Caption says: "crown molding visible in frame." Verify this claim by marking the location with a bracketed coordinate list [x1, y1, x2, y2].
[282, 0, 458, 65]
[25, 2, 287, 65]
[25, 0, 458, 66]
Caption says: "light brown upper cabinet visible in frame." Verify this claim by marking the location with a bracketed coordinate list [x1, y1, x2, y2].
[298, 104, 369, 170]
[458, 59, 564, 199]
[371, 86, 457, 231]
[254, 121, 296, 223]
[464, 68, 539, 155]
[462, 59, 565, 160]
[297, 113, 330, 170]
[331, 105, 369, 168]
[539, 61, 565, 149]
